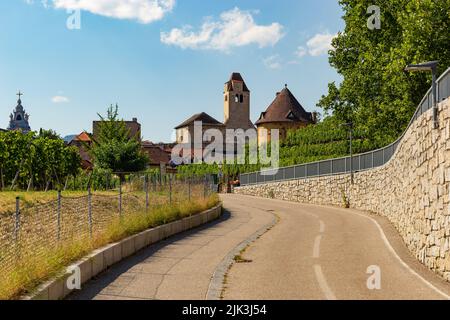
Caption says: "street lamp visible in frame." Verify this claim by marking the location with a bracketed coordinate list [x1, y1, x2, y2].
[341, 122, 354, 184]
[404, 60, 439, 128]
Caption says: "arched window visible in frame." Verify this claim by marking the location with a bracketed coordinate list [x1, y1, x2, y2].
[240, 94, 244, 103]
[16, 114, 22, 121]
[235, 94, 239, 103]
[225, 95, 228, 102]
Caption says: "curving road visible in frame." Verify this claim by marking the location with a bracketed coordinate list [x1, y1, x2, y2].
[69, 194, 450, 300]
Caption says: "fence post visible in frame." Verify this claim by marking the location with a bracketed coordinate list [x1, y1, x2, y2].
[203, 175, 207, 199]
[145, 174, 149, 212]
[57, 190, 61, 241]
[169, 174, 172, 205]
[188, 177, 191, 201]
[14, 197, 20, 243]
[119, 179, 123, 218]
[88, 186, 92, 237]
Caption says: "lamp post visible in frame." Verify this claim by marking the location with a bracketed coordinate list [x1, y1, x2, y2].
[404, 61, 439, 128]
[341, 122, 354, 184]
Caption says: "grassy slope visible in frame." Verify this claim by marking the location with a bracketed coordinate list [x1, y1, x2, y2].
[0, 191, 117, 214]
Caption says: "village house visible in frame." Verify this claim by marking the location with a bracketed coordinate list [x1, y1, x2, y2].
[65, 132, 94, 170]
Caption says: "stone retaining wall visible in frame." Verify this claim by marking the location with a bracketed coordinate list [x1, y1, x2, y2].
[235, 98, 450, 281]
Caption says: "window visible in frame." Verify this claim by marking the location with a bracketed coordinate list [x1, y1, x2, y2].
[16, 114, 22, 121]
[235, 94, 239, 103]
[225, 95, 228, 102]
[240, 94, 244, 103]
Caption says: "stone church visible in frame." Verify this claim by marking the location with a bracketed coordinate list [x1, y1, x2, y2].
[7, 92, 31, 134]
[175, 73, 317, 146]
[175, 73, 255, 144]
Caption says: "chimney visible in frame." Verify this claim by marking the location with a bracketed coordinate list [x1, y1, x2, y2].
[132, 117, 138, 122]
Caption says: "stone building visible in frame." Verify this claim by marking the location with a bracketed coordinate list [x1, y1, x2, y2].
[223, 73, 255, 131]
[175, 73, 255, 145]
[8, 92, 31, 134]
[175, 112, 225, 144]
[255, 85, 317, 143]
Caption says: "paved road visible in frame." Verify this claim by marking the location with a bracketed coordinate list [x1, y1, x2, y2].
[69, 194, 450, 300]
[223, 195, 450, 300]
[68, 195, 274, 300]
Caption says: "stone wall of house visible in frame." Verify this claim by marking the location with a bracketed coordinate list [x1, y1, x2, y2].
[235, 98, 450, 281]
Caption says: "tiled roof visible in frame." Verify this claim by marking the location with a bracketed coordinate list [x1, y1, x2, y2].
[141, 142, 171, 166]
[255, 87, 314, 125]
[225, 72, 250, 92]
[175, 112, 224, 129]
[75, 131, 92, 142]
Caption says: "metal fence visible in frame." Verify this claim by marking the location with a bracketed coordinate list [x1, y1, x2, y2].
[240, 67, 450, 186]
[0, 174, 215, 282]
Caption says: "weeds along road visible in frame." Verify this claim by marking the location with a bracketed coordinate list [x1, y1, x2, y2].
[69, 194, 450, 300]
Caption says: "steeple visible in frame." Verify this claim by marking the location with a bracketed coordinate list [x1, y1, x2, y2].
[223, 72, 255, 131]
[8, 91, 31, 133]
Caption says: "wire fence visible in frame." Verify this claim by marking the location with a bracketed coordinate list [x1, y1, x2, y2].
[0, 173, 217, 277]
[240, 67, 450, 186]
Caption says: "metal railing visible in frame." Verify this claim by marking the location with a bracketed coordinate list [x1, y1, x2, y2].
[240, 67, 450, 186]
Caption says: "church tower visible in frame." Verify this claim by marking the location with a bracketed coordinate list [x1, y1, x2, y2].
[223, 73, 255, 131]
[8, 91, 31, 134]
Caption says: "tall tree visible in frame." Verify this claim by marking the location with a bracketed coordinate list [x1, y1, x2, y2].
[318, 0, 450, 148]
[90, 105, 148, 176]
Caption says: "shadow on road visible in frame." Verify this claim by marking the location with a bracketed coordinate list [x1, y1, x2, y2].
[67, 209, 232, 300]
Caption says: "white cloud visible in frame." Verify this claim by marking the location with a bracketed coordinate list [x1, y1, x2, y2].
[295, 46, 307, 58]
[305, 32, 336, 56]
[263, 55, 282, 70]
[27, 0, 175, 23]
[161, 7, 284, 52]
[52, 95, 70, 103]
[290, 32, 336, 64]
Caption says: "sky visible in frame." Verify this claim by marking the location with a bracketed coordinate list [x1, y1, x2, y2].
[0, 0, 344, 142]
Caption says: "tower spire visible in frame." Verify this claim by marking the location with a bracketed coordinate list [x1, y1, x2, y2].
[17, 91, 23, 102]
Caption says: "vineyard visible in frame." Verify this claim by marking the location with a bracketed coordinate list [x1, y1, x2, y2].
[0, 130, 81, 191]
[278, 116, 388, 167]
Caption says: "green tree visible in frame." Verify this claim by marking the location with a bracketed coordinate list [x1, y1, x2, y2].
[318, 0, 450, 148]
[90, 105, 148, 176]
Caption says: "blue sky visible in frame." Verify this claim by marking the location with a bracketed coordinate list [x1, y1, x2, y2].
[0, 0, 344, 142]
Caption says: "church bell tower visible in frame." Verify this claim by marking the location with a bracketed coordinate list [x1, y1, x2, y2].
[8, 91, 31, 134]
[223, 73, 255, 131]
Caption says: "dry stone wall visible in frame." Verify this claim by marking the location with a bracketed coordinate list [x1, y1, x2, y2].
[235, 98, 450, 280]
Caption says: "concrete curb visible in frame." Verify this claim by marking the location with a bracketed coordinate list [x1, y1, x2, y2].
[206, 211, 278, 300]
[22, 204, 222, 301]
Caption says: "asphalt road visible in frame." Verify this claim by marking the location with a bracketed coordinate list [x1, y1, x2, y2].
[222, 195, 450, 300]
[69, 194, 450, 300]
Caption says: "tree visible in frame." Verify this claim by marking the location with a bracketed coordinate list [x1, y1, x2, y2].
[318, 0, 450, 148]
[90, 104, 148, 177]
